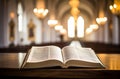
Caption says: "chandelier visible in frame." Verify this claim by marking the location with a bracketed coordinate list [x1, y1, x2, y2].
[33, 8, 48, 20]
[33, 0, 48, 20]
[96, 17, 107, 26]
[69, 0, 80, 21]
[48, 19, 58, 28]
[109, 0, 120, 15]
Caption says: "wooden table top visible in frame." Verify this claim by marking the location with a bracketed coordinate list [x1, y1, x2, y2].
[0, 53, 120, 78]
[0, 52, 120, 70]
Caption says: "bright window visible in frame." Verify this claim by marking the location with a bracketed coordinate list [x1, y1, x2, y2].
[77, 16, 84, 38]
[68, 16, 75, 38]
[68, 16, 84, 38]
[17, 2, 23, 32]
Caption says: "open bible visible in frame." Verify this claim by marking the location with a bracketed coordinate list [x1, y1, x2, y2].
[21, 45, 105, 69]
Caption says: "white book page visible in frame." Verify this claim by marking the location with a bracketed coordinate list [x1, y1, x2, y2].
[27, 46, 63, 63]
[48, 46, 63, 62]
[69, 41, 82, 47]
[62, 46, 101, 63]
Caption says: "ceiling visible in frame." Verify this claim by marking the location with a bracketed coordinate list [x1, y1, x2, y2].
[44, 0, 112, 29]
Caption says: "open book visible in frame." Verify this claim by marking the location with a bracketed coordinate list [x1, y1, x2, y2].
[21, 45, 105, 69]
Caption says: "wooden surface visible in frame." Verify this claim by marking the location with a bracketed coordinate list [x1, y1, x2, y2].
[0, 53, 120, 78]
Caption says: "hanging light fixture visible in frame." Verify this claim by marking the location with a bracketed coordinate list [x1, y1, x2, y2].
[33, 0, 48, 20]
[47, 19, 58, 28]
[96, 17, 107, 26]
[69, 0, 80, 21]
[109, 0, 120, 15]
[33, 0, 49, 43]
[33, 8, 48, 20]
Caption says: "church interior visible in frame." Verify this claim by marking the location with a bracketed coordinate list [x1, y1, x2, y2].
[0, 0, 120, 53]
[0, 0, 120, 78]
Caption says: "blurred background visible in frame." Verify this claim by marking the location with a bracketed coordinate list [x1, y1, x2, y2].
[0, 0, 120, 53]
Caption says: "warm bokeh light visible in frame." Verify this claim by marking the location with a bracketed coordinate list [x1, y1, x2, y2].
[90, 24, 99, 30]
[54, 25, 63, 31]
[69, 0, 80, 21]
[86, 27, 93, 34]
[60, 28, 66, 35]
[96, 17, 107, 26]
[10, 12, 15, 19]
[33, 8, 48, 19]
[86, 24, 99, 34]
[109, 0, 120, 15]
[48, 19, 58, 28]
[33, 0, 48, 20]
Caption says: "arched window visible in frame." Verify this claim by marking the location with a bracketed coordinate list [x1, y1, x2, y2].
[67, 16, 84, 38]
[77, 16, 84, 38]
[17, 2, 23, 32]
[68, 16, 75, 38]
